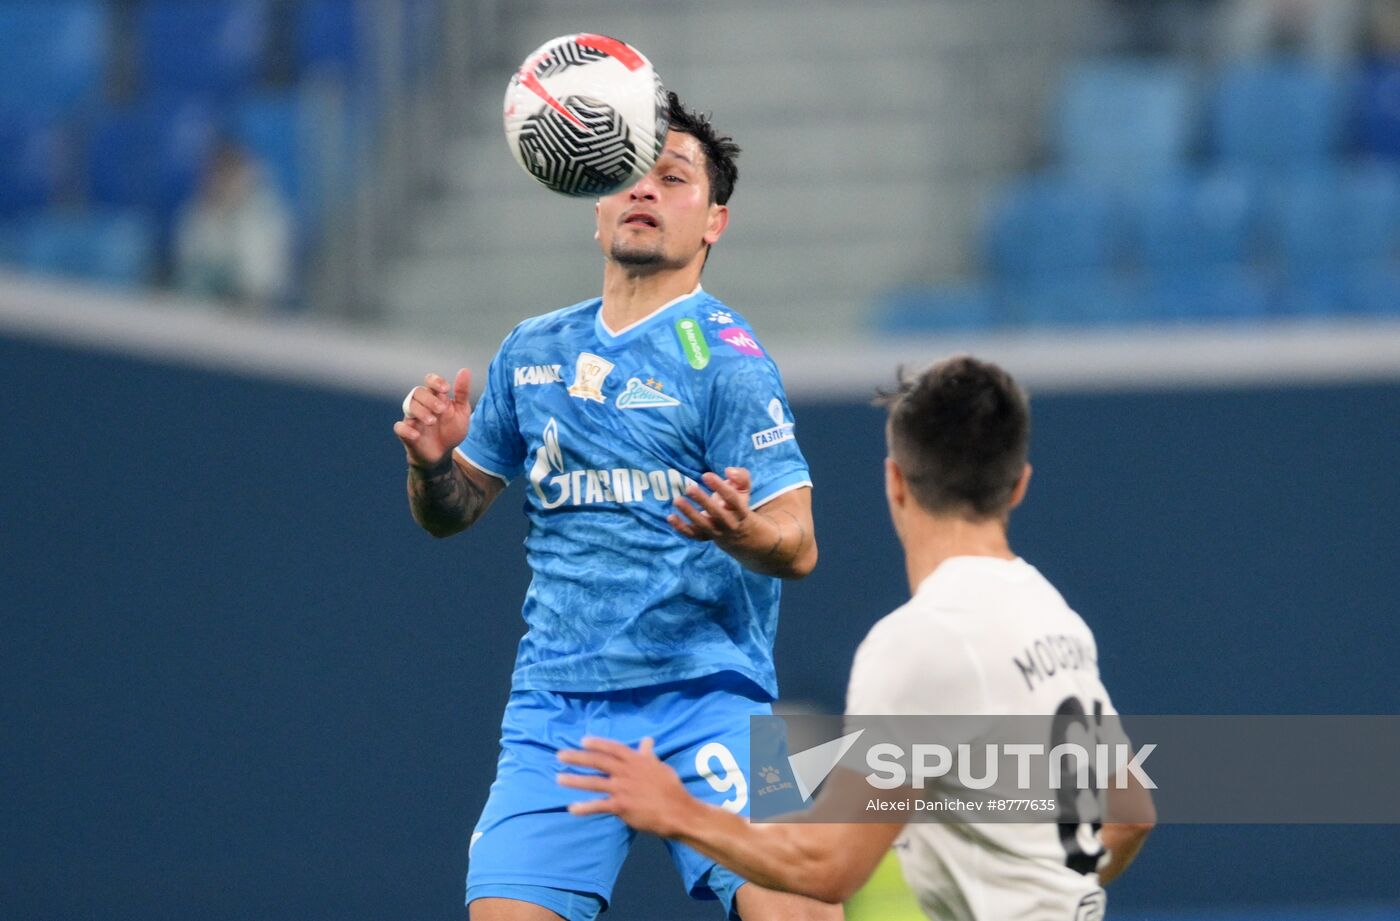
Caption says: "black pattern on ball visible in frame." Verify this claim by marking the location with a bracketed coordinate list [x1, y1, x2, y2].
[517, 97, 640, 197]
[533, 43, 608, 79]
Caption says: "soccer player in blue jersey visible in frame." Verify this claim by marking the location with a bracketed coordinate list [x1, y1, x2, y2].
[394, 94, 841, 921]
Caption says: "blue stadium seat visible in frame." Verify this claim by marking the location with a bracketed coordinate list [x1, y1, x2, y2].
[1141, 266, 1273, 322]
[1358, 57, 1400, 161]
[0, 114, 69, 216]
[296, 0, 364, 81]
[1131, 171, 1258, 274]
[1271, 165, 1400, 272]
[1344, 263, 1400, 316]
[1211, 61, 1351, 170]
[18, 210, 156, 287]
[86, 97, 223, 222]
[984, 175, 1121, 282]
[876, 283, 999, 334]
[0, 1, 108, 117]
[1056, 59, 1194, 184]
[1003, 275, 1140, 327]
[231, 94, 311, 223]
[138, 0, 269, 97]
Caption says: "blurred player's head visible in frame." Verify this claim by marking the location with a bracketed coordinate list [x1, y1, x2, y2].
[595, 93, 738, 274]
[880, 356, 1032, 533]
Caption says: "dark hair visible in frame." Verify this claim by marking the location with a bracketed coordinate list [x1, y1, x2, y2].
[665, 91, 739, 205]
[879, 356, 1030, 520]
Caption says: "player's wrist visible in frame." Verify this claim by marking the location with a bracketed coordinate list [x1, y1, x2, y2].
[662, 786, 712, 840]
[409, 450, 456, 477]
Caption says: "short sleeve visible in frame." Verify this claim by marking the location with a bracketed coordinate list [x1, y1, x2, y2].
[459, 333, 527, 482]
[703, 351, 812, 507]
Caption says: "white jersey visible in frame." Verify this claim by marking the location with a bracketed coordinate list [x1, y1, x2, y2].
[845, 556, 1117, 921]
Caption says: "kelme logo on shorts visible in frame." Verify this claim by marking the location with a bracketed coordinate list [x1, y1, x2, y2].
[675, 318, 710, 370]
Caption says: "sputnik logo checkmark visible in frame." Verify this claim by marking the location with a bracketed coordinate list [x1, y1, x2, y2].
[787, 729, 865, 801]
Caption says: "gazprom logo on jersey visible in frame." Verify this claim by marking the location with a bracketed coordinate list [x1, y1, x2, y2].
[751, 398, 795, 450]
[529, 417, 698, 509]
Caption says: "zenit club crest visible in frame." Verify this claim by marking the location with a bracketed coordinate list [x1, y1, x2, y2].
[616, 377, 679, 409]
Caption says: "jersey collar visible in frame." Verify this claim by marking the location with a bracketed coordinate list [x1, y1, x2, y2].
[916, 556, 1031, 597]
[595, 284, 705, 343]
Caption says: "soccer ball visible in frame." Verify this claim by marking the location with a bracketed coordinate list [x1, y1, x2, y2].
[503, 34, 669, 197]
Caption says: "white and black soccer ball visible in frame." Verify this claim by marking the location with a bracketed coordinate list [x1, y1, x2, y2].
[503, 33, 669, 197]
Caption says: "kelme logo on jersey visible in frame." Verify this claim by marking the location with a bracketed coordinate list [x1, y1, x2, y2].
[529, 416, 698, 509]
[751, 398, 795, 450]
[674, 318, 710, 370]
[615, 377, 680, 409]
[568, 352, 614, 402]
[514, 364, 563, 386]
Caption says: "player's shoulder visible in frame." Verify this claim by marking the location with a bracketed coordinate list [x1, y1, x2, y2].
[501, 298, 602, 350]
[855, 593, 980, 680]
[685, 292, 787, 395]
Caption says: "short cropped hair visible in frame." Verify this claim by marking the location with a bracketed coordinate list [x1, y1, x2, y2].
[666, 92, 739, 205]
[879, 356, 1030, 519]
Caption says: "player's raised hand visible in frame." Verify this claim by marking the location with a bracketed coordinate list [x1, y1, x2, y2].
[668, 466, 755, 545]
[557, 737, 698, 838]
[394, 368, 473, 468]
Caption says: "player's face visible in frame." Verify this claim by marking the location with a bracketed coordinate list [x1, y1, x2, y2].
[595, 131, 728, 271]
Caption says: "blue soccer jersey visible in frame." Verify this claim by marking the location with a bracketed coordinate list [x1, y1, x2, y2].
[459, 286, 811, 698]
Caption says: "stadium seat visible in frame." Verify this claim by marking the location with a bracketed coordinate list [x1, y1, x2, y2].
[1002, 274, 1140, 327]
[86, 96, 223, 222]
[1211, 60, 1351, 170]
[1056, 59, 1194, 184]
[137, 0, 269, 97]
[0, 115, 70, 217]
[1343, 263, 1400, 316]
[18, 210, 156, 287]
[1140, 266, 1273, 322]
[232, 94, 311, 224]
[876, 283, 999, 334]
[1358, 57, 1400, 161]
[984, 175, 1121, 283]
[296, 0, 366, 81]
[0, 1, 108, 117]
[1131, 171, 1258, 274]
[1271, 166, 1400, 272]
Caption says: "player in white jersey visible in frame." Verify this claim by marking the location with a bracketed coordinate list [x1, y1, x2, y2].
[557, 356, 1155, 919]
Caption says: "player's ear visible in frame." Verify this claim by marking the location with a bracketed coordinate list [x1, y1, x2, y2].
[1008, 463, 1032, 510]
[885, 456, 907, 509]
[704, 203, 729, 246]
[594, 200, 601, 240]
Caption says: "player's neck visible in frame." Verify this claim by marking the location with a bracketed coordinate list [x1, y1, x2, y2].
[600, 262, 703, 332]
[900, 513, 1015, 595]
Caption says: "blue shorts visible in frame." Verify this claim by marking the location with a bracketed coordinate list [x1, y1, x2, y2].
[466, 674, 772, 920]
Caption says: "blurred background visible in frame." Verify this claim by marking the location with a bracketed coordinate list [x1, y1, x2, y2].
[2, 1, 1399, 920]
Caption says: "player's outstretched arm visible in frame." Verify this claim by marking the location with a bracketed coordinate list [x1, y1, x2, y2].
[558, 738, 899, 904]
[669, 469, 816, 578]
[394, 369, 504, 537]
[1097, 759, 1156, 885]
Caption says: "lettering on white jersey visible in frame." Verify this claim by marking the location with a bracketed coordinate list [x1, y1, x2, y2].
[568, 352, 614, 403]
[751, 398, 795, 449]
[1012, 633, 1099, 692]
[513, 364, 563, 386]
[528, 416, 697, 509]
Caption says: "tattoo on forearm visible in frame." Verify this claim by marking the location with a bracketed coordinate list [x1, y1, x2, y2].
[407, 454, 486, 536]
[759, 508, 806, 566]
